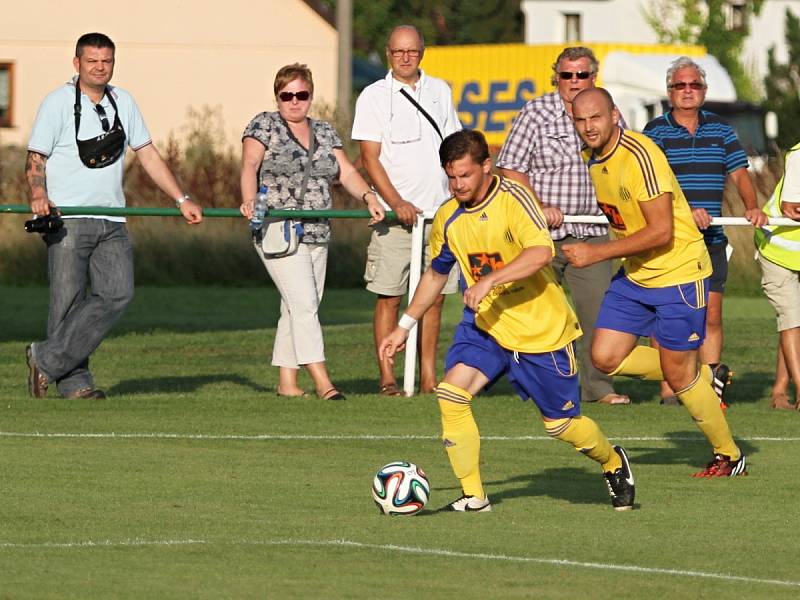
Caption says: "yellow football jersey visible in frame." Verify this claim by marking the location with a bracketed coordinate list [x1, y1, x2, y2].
[584, 129, 711, 287]
[429, 175, 581, 353]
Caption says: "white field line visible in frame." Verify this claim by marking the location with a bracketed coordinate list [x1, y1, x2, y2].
[0, 537, 797, 589]
[1, 431, 799, 442]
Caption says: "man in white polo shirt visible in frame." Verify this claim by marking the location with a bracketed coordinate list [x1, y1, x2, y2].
[25, 32, 202, 400]
[352, 24, 461, 396]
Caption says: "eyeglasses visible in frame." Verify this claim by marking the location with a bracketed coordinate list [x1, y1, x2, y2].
[278, 90, 311, 102]
[558, 71, 592, 80]
[389, 49, 421, 58]
[668, 81, 706, 91]
[95, 103, 110, 132]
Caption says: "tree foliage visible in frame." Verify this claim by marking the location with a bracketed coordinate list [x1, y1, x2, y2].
[319, 0, 524, 60]
[644, 0, 705, 43]
[642, 0, 762, 101]
[764, 9, 800, 150]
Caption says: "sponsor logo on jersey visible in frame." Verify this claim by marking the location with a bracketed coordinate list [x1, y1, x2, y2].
[468, 252, 505, 280]
[598, 202, 626, 230]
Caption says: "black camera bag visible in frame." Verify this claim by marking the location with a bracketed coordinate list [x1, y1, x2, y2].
[74, 79, 126, 169]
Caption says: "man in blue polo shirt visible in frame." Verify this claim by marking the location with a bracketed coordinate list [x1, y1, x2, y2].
[643, 56, 767, 406]
[25, 32, 203, 400]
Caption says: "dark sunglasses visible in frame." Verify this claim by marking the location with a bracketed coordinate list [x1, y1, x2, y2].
[669, 81, 706, 91]
[278, 90, 311, 102]
[95, 103, 110, 132]
[558, 71, 592, 80]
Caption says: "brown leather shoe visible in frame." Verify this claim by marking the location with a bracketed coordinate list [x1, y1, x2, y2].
[378, 383, 407, 397]
[770, 393, 795, 410]
[26, 344, 49, 398]
[65, 387, 107, 400]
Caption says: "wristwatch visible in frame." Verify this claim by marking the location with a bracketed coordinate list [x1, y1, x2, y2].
[175, 194, 190, 208]
[361, 189, 376, 203]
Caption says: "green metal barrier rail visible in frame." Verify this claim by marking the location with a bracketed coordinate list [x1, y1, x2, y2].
[0, 204, 392, 219]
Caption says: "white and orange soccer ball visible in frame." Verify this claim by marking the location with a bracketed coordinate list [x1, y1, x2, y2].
[372, 461, 430, 515]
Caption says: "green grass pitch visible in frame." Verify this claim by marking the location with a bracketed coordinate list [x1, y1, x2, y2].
[0, 286, 798, 598]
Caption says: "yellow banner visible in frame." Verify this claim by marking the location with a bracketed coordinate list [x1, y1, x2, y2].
[422, 42, 705, 146]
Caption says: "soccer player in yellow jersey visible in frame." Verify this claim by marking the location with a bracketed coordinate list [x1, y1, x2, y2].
[565, 88, 746, 477]
[379, 130, 635, 512]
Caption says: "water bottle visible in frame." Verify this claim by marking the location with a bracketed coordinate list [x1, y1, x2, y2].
[250, 185, 268, 237]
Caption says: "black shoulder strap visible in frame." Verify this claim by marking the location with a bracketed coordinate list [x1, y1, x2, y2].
[399, 88, 443, 141]
[297, 123, 316, 203]
[74, 79, 122, 136]
[74, 78, 82, 134]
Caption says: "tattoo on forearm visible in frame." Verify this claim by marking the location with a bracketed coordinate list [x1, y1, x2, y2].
[25, 152, 48, 196]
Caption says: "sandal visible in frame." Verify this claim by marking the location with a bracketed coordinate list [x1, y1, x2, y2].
[595, 393, 631, 405]
[319, 388, 346, 401]
[770, 393, 795, 410]
[379, 383, 407, 397]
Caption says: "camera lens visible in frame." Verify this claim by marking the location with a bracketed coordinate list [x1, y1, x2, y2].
[24, 218, 45, 233]
[24, 214, 63, 234]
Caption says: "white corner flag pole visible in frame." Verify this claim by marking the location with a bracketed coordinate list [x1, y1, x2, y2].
[403, 213, 431, 397]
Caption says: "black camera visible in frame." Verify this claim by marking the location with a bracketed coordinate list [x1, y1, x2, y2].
[24, 211, 63, 234]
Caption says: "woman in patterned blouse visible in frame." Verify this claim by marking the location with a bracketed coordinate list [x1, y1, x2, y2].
[240, 63, 384, 400]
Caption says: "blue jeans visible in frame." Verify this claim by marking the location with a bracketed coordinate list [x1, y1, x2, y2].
[33, 218, 134, 396]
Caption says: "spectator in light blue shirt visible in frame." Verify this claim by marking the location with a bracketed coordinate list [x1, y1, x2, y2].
[24, 32, 203, 400]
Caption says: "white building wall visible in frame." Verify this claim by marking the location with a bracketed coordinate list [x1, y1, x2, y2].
[0, 0, 337, 148]
[522, 0, 656, 46]
[745, 1, 799, 85]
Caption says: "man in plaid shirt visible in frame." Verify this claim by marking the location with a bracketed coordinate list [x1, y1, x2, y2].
[497, 46, 629, 406]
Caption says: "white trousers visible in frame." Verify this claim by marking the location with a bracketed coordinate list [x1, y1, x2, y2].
[256, 242, 328, 368]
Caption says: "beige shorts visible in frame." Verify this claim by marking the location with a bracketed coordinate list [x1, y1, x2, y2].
[364, 222, 459, 296]
[758, 254, 800, 331]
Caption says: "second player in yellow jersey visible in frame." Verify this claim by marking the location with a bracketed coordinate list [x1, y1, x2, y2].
[583, 130, 710, 287]
[565, 88, 746, 478]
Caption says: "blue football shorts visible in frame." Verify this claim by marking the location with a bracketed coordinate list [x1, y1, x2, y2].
[445, 318, 581, 419]
[595, 269, 709, 351]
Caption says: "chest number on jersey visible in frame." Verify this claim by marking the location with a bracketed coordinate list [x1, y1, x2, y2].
[598, 202, 627, 230]
[468, 252, 505, 281]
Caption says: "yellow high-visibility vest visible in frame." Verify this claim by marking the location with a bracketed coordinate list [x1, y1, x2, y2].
[755, 142, 800, 270]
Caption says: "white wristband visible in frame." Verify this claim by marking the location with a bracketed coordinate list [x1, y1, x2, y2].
[398, 313, 418, 331]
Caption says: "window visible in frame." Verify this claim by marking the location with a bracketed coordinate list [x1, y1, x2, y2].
[0, 63, 12, 127]
[564, 13, 582, 43]
[726, 1, 746, 31]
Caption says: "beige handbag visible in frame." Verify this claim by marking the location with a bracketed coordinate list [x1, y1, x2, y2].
[260, 129, 315, 258]
[261, 217, 304, 258]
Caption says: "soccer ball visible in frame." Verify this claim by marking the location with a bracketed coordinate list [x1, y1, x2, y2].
[372, 461, 430, 515]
